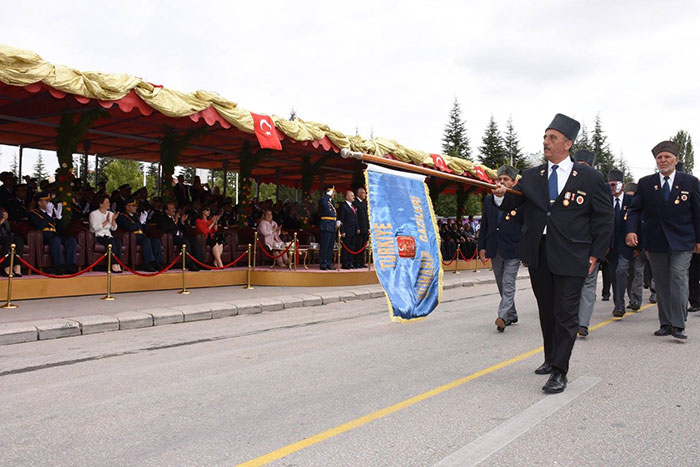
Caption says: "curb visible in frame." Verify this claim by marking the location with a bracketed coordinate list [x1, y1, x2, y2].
[0, 272, 528, 345]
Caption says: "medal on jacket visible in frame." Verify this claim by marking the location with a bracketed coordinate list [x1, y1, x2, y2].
[563, 199, 569, 206]
[675, 198, 680, 204]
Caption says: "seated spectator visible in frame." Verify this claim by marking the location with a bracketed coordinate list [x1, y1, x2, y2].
[195, 206, 226, 268]
[157, 202, 203, 271]
[7, 184, 30, 221]
[117, 197, 163, 272]
[89, 195, 123, 273]
[258, 209, 288, 267]
[28, 192, 78, 275]
[0, 207, 23, 277]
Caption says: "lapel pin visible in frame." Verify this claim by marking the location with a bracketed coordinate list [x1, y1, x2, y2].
[654, 185, 659, 190]
[675, 199, 680, 204]
[540, 169, 546, 176]
[572, 170, 578, 177]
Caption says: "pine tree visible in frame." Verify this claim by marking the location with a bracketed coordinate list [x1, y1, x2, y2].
[182, 166, 197, 184]
[95, 156, 114, 182]
[617, 157, 634, 183]
[591, 115, 616, 175]
[146, 162, 160, 195]
[671, 130, 694, 173]
[10, 152, 19, 178]
[441, 98, 471, 159]
[571, 122, 592, 155]
[478, 116, 507, 169]
[33, 152, 49, 181]
[503, 116, 529, 170]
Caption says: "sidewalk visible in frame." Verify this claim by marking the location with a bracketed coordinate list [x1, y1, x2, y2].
[0, 269, 530, 345]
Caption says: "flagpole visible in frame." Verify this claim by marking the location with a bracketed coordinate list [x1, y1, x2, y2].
[340, 149, 521, 196]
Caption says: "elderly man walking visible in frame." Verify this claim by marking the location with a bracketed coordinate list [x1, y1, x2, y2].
[493, 114, 613, 394]
[626, 141, 700, 340]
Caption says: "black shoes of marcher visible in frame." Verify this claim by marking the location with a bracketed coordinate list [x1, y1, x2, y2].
[505, 318, 518, 325]
[672, 327, 688, 340]
[535, 362, 553, 375]
[630, 303, 641, 311]
[542, 371, 568, 394]
[495, 318, 506, 332]
[654, 326, 672, 336]
[649, 295, 657, 303]
[578, 326, 589, 337]
[687, 306, 700, 313]
[612, 309, 625, 318]
[602, 295, 610, 301]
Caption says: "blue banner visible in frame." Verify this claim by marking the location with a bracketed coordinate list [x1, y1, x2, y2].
[366, 164, 443, 322]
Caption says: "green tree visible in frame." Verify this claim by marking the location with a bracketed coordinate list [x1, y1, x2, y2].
[33, 151, 49, 181]
[618, 157, 634, 183]
[591, 115, 616, 175]
[571, 122, 592, 155]
[503, 116, 529, 170]
[478, 116, 507, 169]
[95, 156, 114, 182]
[146, 162, 160, 196]
[10, 151, 19, 178]
[441, 98, 471, 160]
[671, 130, 694, 173]
[181, 166, 197, 184]
[103, 159, 145, 194]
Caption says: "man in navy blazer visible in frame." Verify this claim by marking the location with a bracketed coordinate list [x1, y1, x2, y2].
[626, 141, 700, 340]
[479, 164, 523, 333]
[606, 169, 636, 317]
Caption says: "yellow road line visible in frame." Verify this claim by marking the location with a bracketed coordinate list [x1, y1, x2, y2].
[236, 302, 655, 467]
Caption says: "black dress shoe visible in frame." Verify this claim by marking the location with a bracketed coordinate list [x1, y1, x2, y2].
[649, 295, 657, 303]
[535, 362, 553, 375]
[687, 306, 700, 313]
[578, 326, 589, 337]
[630, 303, 641, 311]
[602, 295, 610, 301]
[612, 309, 625, 318]
[495, 318, 506, 332]
[542, 370, 568, 394]
[144, 264, 157, 272]
[505, 317, 518, 325]
[654, 326, 672, 336]
[672, 327, 688, 340]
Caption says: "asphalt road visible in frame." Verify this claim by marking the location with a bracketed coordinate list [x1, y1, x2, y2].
[1, 279, 699, 466]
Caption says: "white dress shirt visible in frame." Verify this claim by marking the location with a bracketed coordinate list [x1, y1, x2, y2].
[659, 170, 676, 188]
[89, 209, 117, 237]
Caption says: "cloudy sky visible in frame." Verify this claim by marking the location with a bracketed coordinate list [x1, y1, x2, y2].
[1, 0, 698, 180]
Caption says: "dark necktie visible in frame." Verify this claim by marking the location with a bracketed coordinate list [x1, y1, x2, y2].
[663, 176, 670, 201]
[615, 198, 621, 222]
[548, 165, 559, 205]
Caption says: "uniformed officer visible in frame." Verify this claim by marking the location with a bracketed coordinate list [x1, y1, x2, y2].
[479, 165, 523, 333]
[493, 114, 613, 394]
[626, 141, 700, 340]
[28, 192, 78, 275]
[318, 185, 337, 270]
[117, 197, 163, 272]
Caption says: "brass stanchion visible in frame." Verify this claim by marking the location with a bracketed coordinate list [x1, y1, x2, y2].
[337, 229, 342, 271]
[245, 244, 253, 289]
[252, 232, 258, 270]
[474, 250, 480, 273]
[292, 232, 298, 271]
[101, 244, 115, 301]
[178, 244, 190, 294]
[2, 244, 18, 309]
[454, 244, 460, 275]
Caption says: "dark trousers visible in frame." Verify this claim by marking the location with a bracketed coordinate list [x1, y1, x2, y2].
[0, 234, 24, 260]
[95, 235, 122, 260]
[529, 238, 585, 374]
[43, 231, 76, 266]
[136, 234, 163, 266]
[341, 234, 357, 267]
[174, 235, 204, 267]
[319, 229, 334, 268]
[689, 253, 700, 308]
[601, 259, 611, 298]
[354, 233, 369, 266]
[608, 253, 620, 310]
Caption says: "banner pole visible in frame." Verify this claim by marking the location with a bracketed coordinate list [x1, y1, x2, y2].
[178, 244, 190, 294]
[1, 244, 18, 309]
[101, 245, 115, 301]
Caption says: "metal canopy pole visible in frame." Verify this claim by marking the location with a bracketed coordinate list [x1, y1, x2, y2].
[222, 160, 228, 197]
[18, 146, 23, 179]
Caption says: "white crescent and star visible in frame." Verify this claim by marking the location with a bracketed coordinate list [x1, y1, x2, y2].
[259, 119, 273, 136]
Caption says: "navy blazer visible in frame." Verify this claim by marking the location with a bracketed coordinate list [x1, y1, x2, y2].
[478, 194, 523, 260]
[338, 202, 358, 237]
[626, 172, 700, 253]
[609, 193, 635, 260]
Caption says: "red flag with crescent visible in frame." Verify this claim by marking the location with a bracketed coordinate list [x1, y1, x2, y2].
[473, 166, 491, 182]
[430, 154, 453, 173]
[251, 113, 282, 150]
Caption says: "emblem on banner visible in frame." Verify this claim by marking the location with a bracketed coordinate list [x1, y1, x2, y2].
[396, 236, 416, 258]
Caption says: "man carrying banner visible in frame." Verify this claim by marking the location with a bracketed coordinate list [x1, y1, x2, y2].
[478, 164, 523, 333]
[318, 185, 337, 271]
[493, 113, 613, 394]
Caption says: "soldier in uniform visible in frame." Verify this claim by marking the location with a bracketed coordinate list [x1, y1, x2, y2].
[318, 185, 337, 270]
[117, 197, 163, 272]
[493, 114, 613, 393]
[28, 192, 78, 275]
[478, 165, 523, 333]
[626, 141, 700, 340]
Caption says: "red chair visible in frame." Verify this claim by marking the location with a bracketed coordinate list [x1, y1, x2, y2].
[85, 230, 130, 269]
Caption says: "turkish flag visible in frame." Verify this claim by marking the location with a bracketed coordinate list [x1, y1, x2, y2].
[430, 154, 453, 173]
[251, 113, 282, 150]
[473, 166, 492, 182]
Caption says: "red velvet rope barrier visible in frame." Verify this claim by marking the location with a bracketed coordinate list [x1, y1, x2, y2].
[256, 240, 294, 259]
[0, 254, 7, 266]
[112, 253, 182, 277]
[186, 250, 248, 270]
[340, 240, 369, 255]
[17, 254, 107, 279]
[458, 248, 479, 262]
[441, 248, 459, 266]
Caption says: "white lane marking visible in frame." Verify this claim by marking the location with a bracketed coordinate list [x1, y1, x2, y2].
[433, 376, 601, 467]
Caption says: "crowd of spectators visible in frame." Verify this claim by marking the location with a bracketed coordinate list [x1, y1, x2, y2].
[438, 215, 480, 261]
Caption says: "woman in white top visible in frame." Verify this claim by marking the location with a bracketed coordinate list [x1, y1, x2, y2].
[257, 209, 288, 267]
[89, 195, 123, 273]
